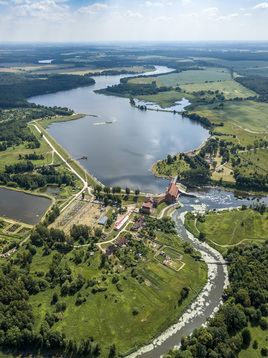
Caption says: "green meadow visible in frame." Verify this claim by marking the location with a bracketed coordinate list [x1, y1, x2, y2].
[204, 100, 268, 132]
[196, 208, 268, 247]
[26, 239, 206, 357]
[157, 68, 231, 86]
[180, 80, 256, 99]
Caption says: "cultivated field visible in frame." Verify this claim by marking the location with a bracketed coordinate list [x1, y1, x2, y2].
[204, 100, 268, 132]
[180, 80, 257, 99]
[157, 68, 231, 86]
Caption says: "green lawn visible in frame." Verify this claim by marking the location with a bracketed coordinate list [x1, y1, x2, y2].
[196, 208, 268, 246]
[157, 68, 231, 86]
[239, 324, 268, 358]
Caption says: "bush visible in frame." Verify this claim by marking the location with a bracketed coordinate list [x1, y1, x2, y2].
[260, 317, 268, 330]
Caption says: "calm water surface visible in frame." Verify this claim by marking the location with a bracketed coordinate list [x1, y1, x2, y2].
[0, 188, 51, 225]
[29, 66, 209, 194]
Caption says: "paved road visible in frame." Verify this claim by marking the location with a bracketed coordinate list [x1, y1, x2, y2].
[30, 123, 90, 212]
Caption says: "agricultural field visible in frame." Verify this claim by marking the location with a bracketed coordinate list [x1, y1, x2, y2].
[157, 68, 231, 86]
[204, 100, 268, 133]
[0, 218, 32, 254]
[194, 57, 268, 77]
[180, 80, 257, 99]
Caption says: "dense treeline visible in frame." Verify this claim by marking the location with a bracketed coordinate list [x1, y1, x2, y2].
[165, 243, 268, 358]
[235, 76, 268, 102]
[183, 112, 212, 128]
[235, 76, 268, 95]
[0, 106, 73, 150]
[233, 170, 268, 191]
[180, 154, 212, 183]
[0, 73, 95, 108]
[101, 81, 172, 96]
[0, 166, 75, 190]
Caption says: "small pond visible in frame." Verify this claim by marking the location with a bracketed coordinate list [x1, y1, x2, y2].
[0, 187, 51, 225]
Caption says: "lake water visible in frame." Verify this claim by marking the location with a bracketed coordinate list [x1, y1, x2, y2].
[0, 187, 51, 225]
[29, 66, 209, 194]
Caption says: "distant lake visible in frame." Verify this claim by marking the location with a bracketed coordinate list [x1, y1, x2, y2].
[29, 66, 209, 194]
[0, 188, 51, 225]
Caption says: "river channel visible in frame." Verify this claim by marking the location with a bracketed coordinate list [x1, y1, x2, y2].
[29, 66, 208, 194]
[28, 67, 268, 357]
[127, 189, 268, 358]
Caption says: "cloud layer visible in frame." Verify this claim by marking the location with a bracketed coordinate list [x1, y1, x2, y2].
[0, 0, 267, 42]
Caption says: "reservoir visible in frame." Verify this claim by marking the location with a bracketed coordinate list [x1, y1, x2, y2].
[29, 66, 209, 194]
[0, 187, 51, 225]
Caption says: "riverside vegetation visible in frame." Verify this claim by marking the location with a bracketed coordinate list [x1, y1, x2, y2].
[0, 43, 268, 357]
[164, 204, 268, 358]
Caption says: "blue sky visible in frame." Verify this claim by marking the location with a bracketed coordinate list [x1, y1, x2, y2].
[0, 0, 268, 42]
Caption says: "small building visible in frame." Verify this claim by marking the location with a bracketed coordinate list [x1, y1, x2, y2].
[165, 182, 179, 203]
[106, 244, 115, 256]
[114, 214, 129, 231]
[142, 197, 155, 214]
[90, 251, 95, 256]
[98, 216, 108, 225]
[117, 236, 129, 248]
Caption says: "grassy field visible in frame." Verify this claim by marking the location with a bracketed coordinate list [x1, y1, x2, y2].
[136, 90, 188, 108]
[239, 324, 268, 358]
[194, 57, 268, 77]
[26, 237, 206, 357]
[157, 68, 231, 86]
[203, 100, 268, 133]
[196, 208, 268, 246]
[0, 219, 32, 253]
[180, 80, 257, 99]
[129, 77, 163, 87]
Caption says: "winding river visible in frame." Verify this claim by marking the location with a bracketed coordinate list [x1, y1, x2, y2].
[28, 67, 268, 357]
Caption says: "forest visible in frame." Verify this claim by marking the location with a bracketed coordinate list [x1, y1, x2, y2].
[0, 73, 95, 108]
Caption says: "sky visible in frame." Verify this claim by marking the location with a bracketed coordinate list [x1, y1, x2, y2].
[0, 0, 268, 42]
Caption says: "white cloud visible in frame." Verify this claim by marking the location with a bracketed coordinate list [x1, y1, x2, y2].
[178, 12, 199, 24]
[201, 7, 218, 17]
[76, 3, 108, 15]
[0, 0, 8, 4]
[182, 0, 192, 4]
[252, 2, 268, 9]
[145, 1, 164, 7]
[217, 13, 239, 21]
[124, 10, 142, 18]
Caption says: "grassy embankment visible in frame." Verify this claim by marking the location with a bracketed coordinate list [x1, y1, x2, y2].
[30, 121, 99, 190]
